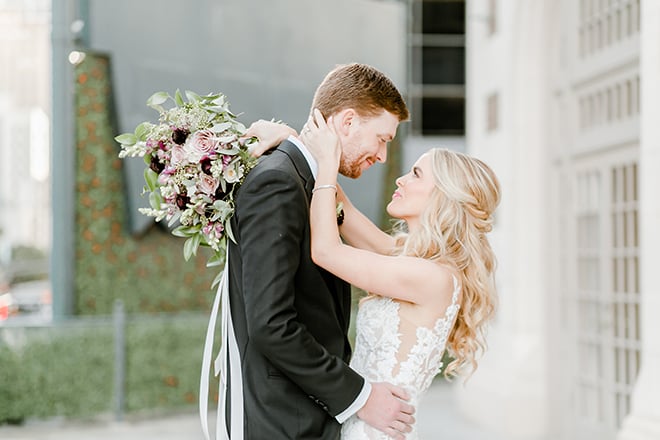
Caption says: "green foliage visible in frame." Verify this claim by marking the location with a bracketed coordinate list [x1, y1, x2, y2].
[21, 327, 114, 418]
[73, 52, 218, 316]
[11, 245, 47, 261]
[0, 314, 212, 425]
[0, 346, 26, 424]
[124, 315, 210, 411]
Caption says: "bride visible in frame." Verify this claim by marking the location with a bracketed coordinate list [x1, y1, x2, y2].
[249, 112, 500, 439]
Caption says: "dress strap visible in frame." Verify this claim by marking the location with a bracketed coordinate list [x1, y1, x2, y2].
[450, 274, 461, 305]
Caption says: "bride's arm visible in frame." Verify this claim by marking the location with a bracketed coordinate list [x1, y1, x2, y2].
[303, 110, 451, 307]
[335, 184, 395, 254]
[244, 119, 396, 254]
[242, 119, 298, 156]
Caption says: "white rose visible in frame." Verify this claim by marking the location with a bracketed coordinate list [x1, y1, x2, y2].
[223, 164, 241, 183]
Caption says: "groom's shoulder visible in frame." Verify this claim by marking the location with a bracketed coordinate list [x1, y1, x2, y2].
[240, 145, 297, 189]
[250, 145, 295, 176]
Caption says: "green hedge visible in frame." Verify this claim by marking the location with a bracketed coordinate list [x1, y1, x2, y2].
[0, 313, 214, 425]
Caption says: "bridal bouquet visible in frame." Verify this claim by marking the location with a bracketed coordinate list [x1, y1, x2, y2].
[116, 90, 257, 275]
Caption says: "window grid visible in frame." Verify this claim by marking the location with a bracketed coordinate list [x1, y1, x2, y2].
[575, 170, 605, 424]
[610, 162, 641, 428]
[574, 160, 640, 433]
[408, 0, 465, 135]
[578, 0, 640, 59]
[578, 75, 640, 131]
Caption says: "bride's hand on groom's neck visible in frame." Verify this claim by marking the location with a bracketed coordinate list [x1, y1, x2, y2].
[241, 119, 298, 158]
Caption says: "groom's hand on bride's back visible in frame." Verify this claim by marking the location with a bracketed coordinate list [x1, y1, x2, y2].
[357, 382, 415, 440]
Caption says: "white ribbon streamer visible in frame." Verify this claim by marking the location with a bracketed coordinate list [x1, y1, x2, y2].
[200, 250, 244, 440]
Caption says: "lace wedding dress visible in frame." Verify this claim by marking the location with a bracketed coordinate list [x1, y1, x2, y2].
[341, 277, 461, 440]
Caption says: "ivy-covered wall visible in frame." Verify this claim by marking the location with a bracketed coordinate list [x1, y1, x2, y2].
[0, 52, 226, 425]
[73, 52, 217, 315]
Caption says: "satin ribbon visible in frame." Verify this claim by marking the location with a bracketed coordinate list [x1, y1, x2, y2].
[200, 249, 244, 440]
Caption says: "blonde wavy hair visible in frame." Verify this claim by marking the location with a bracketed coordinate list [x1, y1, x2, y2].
[391, 148, 501, 379]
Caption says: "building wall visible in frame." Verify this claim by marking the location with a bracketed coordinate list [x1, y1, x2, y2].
[85, 0, 407, 226]
[0, 2, 51, 260]
[460, 1, 654, 439]
[457, 1, 553, 438]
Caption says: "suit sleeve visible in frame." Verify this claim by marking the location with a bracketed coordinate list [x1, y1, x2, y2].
[235, 168, 365, 417]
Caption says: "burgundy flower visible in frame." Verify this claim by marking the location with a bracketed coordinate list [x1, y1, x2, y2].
[336, 208, 345, 226]
[172, 128, 190, 145]
[149, 155, 165, 174]
[200, 158, 212, 175]
[215, 183, 233, 200]
[175, 194, 190, 210]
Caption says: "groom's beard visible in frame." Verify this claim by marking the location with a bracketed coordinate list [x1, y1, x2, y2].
[339, 158, 362, 179]
[339, 149, 373, 179]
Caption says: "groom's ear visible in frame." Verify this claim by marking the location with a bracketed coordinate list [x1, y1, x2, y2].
[335, 108, 356, 136]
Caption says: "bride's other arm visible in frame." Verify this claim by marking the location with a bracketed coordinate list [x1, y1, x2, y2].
[303, 110, 451, 308]
[335, 184, 395, 255]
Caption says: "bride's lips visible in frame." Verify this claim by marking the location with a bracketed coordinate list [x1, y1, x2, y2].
[392, 190, 401, 199]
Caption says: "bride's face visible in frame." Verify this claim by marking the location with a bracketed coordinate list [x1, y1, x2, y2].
[386, 153, 436, 228]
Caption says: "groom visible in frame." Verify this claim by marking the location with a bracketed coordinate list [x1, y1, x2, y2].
[226, 63, 412, 439]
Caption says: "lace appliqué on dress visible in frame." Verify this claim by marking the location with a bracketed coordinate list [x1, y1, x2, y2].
[341, 276, 461, 440]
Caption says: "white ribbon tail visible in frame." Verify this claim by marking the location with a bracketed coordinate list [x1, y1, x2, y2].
[199, 265, 224, 440]
[200, 249, 244, 440]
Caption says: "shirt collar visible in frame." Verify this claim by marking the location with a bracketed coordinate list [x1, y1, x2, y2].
[286, 135, 318, 179]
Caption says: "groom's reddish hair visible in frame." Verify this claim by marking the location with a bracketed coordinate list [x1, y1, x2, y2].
[312, 63, 409, 122]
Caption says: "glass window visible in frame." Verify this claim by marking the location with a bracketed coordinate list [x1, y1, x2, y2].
[421, 97, 465, 135]
[422, 47, 465, 84]
[421, 1, 465, 34]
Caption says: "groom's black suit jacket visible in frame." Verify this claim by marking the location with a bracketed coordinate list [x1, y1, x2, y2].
[227, 140, 365, 439]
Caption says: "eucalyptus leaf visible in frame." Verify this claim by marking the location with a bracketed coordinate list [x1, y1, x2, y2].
[185, 90, 202, 102]
[206, 252, 224, 268]
[174, 89, 184, 106]
[212, 122, 232, 133]
[211, 270, 224, 289]
[225, 220, 236, 243]
[134, 122, 151, 141]
[167, 211, 181, 227]
[147, 91, 169, 109]
[171, 225, 190, 238]
[144, 168, 158, 192]
[148, 191, 162, 210]
[115, 133, 137, 146]
[183, 237, 194, 261]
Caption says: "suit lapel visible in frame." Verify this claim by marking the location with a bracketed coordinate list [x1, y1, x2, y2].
[278, 140, 350, 330]
[278, 140, 315, 198]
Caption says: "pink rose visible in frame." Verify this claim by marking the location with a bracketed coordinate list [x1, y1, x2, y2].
[170, 145, 186, 166]
[198, 173, 219, 195]
[185, 129, 218, 162]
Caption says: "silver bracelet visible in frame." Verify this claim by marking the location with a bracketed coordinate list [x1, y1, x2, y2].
[312, 184, 337, 194]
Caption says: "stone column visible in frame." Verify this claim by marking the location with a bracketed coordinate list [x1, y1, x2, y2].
[51, 0, 77, 318]
[617, 1, 660, 438]
[455, 1, 551, 438]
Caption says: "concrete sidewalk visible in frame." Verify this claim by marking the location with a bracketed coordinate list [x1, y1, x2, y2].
[0, 382, 500, 439]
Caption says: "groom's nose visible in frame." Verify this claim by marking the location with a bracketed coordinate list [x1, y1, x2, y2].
[376, 144, 387, 163]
